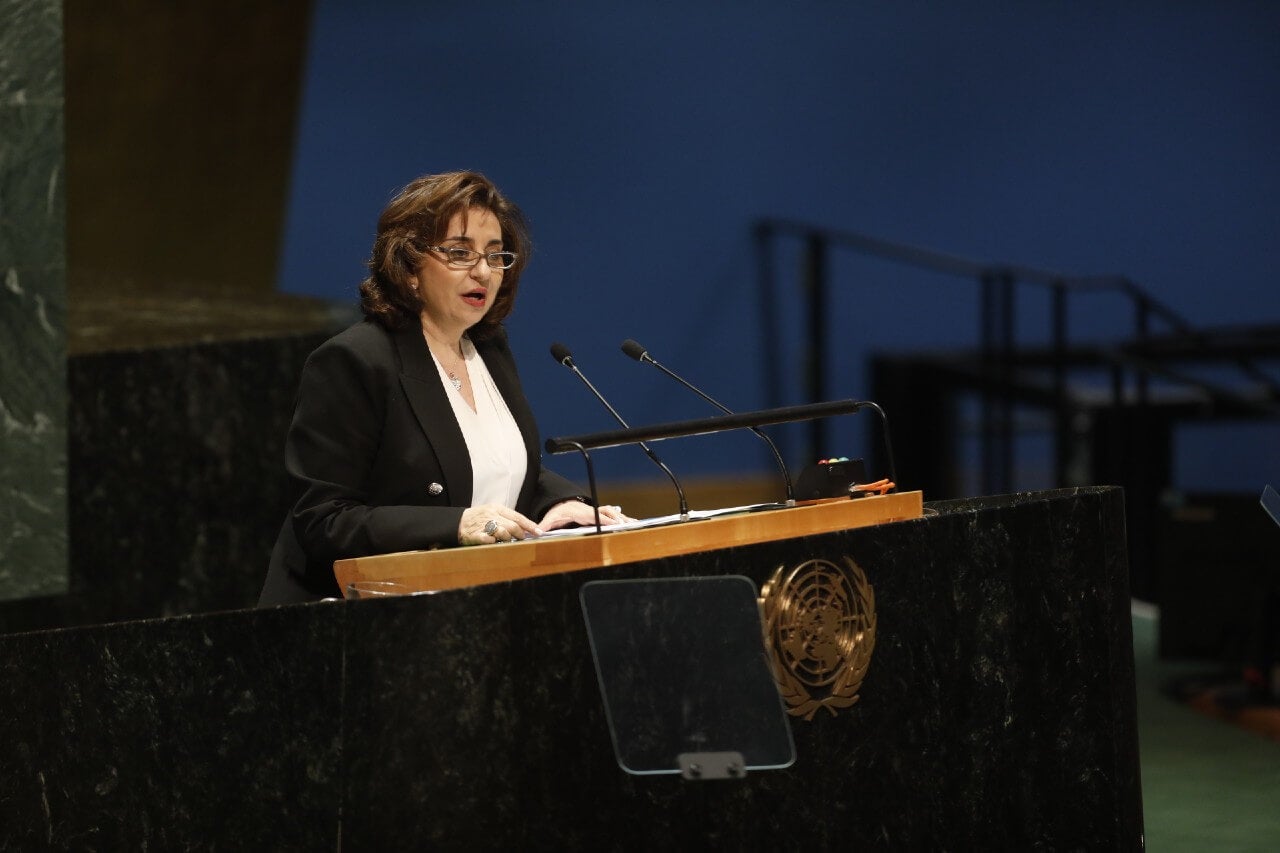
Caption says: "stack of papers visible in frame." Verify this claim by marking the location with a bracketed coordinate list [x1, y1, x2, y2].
[538, 503, 785, 538]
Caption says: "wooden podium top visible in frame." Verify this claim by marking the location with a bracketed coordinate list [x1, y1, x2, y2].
[333, 490, 923, 594]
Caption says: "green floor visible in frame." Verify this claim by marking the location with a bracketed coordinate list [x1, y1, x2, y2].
[1133, 603, 1280, 850]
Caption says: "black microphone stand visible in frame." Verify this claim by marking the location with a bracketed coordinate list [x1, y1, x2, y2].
[622, 339, 796, 506]
[551, 344, 690, 521]
[546, 399, 898, 512]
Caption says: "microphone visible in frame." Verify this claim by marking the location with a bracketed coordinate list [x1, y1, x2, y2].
[621, 339, 796, 506]
[550, 343, 690, 519]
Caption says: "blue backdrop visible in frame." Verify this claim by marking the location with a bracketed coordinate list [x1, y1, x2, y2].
[277, 0, 1280, 493]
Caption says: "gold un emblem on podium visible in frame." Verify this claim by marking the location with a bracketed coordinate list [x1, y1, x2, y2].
[759, 557, 876, 720]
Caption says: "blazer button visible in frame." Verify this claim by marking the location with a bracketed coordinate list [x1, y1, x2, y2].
[428, 482, 444, 496]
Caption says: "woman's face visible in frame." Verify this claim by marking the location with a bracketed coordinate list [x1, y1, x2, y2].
[413, 206, 505, 337]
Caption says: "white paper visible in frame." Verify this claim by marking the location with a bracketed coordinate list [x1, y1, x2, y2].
[537, 503, 784, 538]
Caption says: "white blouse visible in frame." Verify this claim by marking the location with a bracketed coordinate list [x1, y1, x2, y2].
[431, 337, 528, 508]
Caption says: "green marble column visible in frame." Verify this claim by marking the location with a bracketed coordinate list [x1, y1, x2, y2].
[0, 0, 68, 599]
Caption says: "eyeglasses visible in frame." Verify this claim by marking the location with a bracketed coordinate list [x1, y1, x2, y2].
[428, 246, 518, 270]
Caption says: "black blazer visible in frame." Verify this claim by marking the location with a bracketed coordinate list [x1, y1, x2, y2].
[258, 320, 584, 605]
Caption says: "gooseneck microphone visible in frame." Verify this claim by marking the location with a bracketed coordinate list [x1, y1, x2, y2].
[621, 339, 796, 506]
[550, 343, 690, 519]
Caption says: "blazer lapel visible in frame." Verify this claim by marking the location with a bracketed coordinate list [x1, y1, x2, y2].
[392, 326, 473, 505]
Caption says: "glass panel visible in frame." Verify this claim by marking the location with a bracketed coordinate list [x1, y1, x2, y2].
[580, 575, 796, 776]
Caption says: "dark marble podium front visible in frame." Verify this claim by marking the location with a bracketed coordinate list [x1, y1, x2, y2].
[0, 487, 1142, 850]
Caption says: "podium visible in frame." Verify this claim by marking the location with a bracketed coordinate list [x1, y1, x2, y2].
[0, 487, 1142, 849]
[334, 490, 924, 592]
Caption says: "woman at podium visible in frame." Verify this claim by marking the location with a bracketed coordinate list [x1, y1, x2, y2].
[259, 171, 627, 604]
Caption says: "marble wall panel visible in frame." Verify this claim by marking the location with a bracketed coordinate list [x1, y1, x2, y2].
[0, 0, 68, 601]
[0, 604, 342, 848]
[0, 330, 332, 634]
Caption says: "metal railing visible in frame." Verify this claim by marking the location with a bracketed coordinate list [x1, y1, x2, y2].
[754, 218, 1280, 495]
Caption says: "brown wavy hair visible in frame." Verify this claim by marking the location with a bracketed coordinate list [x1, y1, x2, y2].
[358, 171, 531, 338]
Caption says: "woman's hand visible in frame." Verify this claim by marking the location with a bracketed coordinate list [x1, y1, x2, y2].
[459, 505, 541, 545]
[539, 500, 633, 531]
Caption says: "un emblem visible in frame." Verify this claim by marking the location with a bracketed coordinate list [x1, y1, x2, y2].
[759, 557, 876, 720]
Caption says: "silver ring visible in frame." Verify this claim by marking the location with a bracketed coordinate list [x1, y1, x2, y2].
[483, 519, 499, 536]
